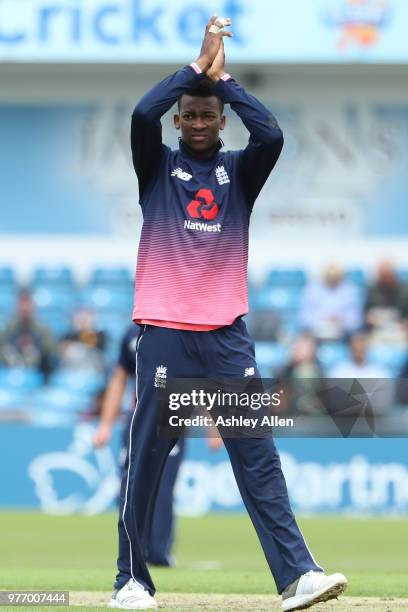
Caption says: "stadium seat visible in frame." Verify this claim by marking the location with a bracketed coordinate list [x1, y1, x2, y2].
[37, 311, 71, 337]
[368, 345, 407, 375]
[0, 287, 17, 316]
[96, 314, 130, 353]
[317, 342, 349, 373]
[89, 267, 133, 286]
[255, 341, 290, 376]
[29, 410, 77, 427]
[345, 269, 366, 286]
[0, 387, 28, 411]
[254, 286, 302, 312]
[265, 269, 306, 287]
[28, 387, 90, 413]
[32, 286, 79, 312]
[49, 369, 106, 395]
[32, 266, 74, 287]
[0, 266, 15, 287]
[0, 367, 44, 391]
[81, 286, 133, 313]
[280, 310, 302, 335]
[398, 269, 408, 283]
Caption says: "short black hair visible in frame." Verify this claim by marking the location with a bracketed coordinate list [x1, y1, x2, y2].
[177, 78, 224, 113]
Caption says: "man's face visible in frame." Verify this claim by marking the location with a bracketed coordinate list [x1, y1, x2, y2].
[174, 95, 225, 155]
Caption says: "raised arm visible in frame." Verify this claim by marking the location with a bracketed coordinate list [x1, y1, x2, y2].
[208, 43, 284, 208]
[131, 16, 232, 198]
[131, 66, 203, 198]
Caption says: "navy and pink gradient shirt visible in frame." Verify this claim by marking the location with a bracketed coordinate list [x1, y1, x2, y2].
[131, 63, 283, 331]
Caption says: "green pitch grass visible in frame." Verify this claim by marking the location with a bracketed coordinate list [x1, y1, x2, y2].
[0, 512, 407, 604]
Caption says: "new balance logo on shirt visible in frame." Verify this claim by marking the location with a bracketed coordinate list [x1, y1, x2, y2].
[171, 167, 192, 181]
[215, 165, 230, 185]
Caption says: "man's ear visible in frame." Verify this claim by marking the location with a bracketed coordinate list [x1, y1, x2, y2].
[220, 114, 226, 131]
[174, 114, 180, 129]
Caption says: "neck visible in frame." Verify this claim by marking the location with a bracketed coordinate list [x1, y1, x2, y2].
[180, 139, 220, 161]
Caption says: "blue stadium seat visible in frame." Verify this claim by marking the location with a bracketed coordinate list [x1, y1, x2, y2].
[32, 286, 79, 312]
[398, 269, 408, 283]
[32, 266, 74, 287]
[265, 269, 306, 287]
[29, 411, 77, 427]
[81, 286, 133, 313]
[254, 286, 302, 312]
[345, 269, 366, 286]
[0, 367, 44, 391]
[37, 311, 71, 337]
[317, 342, 349, 373]
[255, 342, 290, 376]
[0, 287, 16, 316]
[0, 387, 28, 411]
[96, 312, 130, 343]
[49, 369, 106, 395]
[29, 387, 90, 413]
[281, 310, 301, 335]
[89, 267, 133, 286]
[368, 345, 407, 375]
[0, 266, 15, 287]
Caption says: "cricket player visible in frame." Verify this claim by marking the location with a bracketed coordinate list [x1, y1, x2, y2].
[109, 16, 347, 611]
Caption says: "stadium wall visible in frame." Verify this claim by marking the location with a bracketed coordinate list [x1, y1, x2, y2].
[1, 63, 408, 281]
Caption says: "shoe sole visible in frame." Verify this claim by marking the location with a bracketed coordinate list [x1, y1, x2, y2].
[108, 598, 157, 610]
[282, 577, 348, 611]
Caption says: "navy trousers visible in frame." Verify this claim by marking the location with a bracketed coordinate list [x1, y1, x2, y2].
[115, 319, 321, 594]
[121, 413, 185, 566]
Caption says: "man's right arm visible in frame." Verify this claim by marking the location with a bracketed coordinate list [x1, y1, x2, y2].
[131, 64, 205, 198]
[93, 365, 128, 448]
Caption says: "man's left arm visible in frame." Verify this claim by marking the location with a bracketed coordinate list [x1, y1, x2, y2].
[212, 76, 284, 207]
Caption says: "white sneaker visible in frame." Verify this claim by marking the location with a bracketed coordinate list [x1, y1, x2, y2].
[281, 570, 347, 611]
[108, 578, 158, 609]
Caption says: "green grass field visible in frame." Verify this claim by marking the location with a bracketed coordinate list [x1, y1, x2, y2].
[0, 512, 407, 609]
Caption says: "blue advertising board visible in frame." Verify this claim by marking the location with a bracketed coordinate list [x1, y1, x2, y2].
[0, 0, 407, 64]
[0, 422, 407, 514]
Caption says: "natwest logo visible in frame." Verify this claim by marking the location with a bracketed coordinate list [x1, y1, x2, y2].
[187, 188, 219, 221]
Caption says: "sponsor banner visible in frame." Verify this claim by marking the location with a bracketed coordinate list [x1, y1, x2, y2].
[1, 102, 408, 239]
[0, 0, 407, 64]
[0, 422, 407, 514]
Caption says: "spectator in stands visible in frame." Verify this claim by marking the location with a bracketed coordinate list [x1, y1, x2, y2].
[59, 308, 106, 372]
[248, 310, 280, 341]
[329, 332, 389, 378]
[395, 357, 408, 405]
[329, 332, 393, 415]
[0, 290, 56, 378]
[365, 259, 408, 338]
[276, 333, 326, 415]
[299, 264, 362, 341]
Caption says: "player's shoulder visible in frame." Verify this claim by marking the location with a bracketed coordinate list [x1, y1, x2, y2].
[220, 148, 243, 161]
[217, 148, 243, 170]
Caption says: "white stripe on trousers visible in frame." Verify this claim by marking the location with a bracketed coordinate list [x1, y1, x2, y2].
[122, 324, 146, 583]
